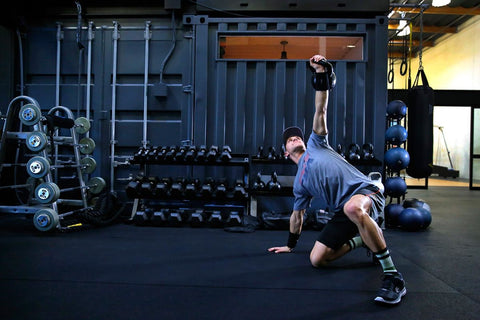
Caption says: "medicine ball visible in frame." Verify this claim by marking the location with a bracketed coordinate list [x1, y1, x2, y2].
[398, 207, 424, 231]
[387, 100, 407, 119]
[403, 198, 432, 229]
[402, 198, 431, 212]
[385, 125, 408, 145]
[384, 147, 410, 171]
[384, 177, 407, 197]
[385, 203, 403, 228]
[417, 207, 432, 229]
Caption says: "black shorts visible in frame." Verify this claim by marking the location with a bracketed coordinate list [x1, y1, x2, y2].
[316, 186, 385, 250]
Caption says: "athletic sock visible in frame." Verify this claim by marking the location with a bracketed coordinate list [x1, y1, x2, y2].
[347, 236, 364, 251]
[375, 248, 398, 274]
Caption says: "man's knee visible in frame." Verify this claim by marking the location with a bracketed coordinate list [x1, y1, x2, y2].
[343, 195, 371, 225]
[310, 241, 331, 268]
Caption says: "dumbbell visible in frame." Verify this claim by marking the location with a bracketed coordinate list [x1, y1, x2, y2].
[256, 146, 265, 159]
[185, 178, 200, 199]
[336, 144, 345, 159]
[207, 145, 219, 162]
[196, 145, 207, 162]
[226, 211, 242, 226]
[170, 177, 186, 198]
[252, 172, 265, 191]
[165, 146, 178, 161]
[220, 145, 232, 162]
[26, 156, 97, 178]
[214, 178, 228, 199]
[208, 210, 223, 227]
[140, 176, 158, 198]
[154, 146, 168, 162]
[189, 209, 206, 227]
[267, 147, 277, 161]
[147, 146, 160, 163]
[155, 177, 172, 198]
[201, 177, 215, 199]
[267, 172, 281, 191]
[347, 143, 361, 162]
[184, 146, 197, 162]
[126, 175, 145, 198]
[57, 157, 97, 174]
[362, 143, 375, 161]
[151, 209, 169, 226]
[34, 177, 105, 204]
[233, 179, 248, 199]
[26, 132, 96, 155]
[174, 146, 187, 162]
[133, 147, 147, 163]
[168, 209, 184, 225]
[133, 209, 152, 226]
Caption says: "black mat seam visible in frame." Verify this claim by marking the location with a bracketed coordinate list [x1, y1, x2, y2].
[0, 277, 467, 296]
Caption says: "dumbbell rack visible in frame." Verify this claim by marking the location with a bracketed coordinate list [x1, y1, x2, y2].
[0, 95, 104, 232]
[384, 107, 407, 208]
[127, 146, 250, 227]
[249, 153, 296, 218]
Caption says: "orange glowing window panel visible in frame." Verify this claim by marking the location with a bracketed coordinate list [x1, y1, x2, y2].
[218, 35, 364, 61]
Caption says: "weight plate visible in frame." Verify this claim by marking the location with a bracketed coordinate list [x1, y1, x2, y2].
[26, 131, 48, 152]
[74, 117, 91, 134]
[26, 156, 51, 178]
[80, 156, 97, 174]
[19, 104, 42, 126]
[35, 181, 60, 204]
[79, 137, 96, 155]
[87, 176, 106, 195]
[33, 208, 59, 232]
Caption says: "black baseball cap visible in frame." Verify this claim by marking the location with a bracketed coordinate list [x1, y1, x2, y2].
[282, 126, 304, 147]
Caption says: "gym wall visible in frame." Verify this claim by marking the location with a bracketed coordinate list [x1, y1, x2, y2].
[0, 2, 389, 198]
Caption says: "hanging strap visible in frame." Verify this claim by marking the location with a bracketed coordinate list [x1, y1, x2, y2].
[413, 68, 429, 88]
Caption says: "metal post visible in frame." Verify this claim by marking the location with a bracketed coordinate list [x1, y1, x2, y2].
[110, 21, 120, 193]
[55, 22, 63, 106]
[142, 21, 151, 148]
[86, 21, 95, 138]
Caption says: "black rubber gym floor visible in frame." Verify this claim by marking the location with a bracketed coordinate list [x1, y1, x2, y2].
[1, 186, 479, 320]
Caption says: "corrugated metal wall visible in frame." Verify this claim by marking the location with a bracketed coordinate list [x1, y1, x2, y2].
[190, 16, 388, 157]
[2, 13, 388, 198]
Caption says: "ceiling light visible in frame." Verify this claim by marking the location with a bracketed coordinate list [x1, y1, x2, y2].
[397, 20, 410, 37]
[432, 0, 451, 7]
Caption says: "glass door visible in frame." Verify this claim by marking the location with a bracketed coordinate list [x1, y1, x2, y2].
[470, 106, 480, 190]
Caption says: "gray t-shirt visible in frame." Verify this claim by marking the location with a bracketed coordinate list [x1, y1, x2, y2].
[293, 132, 374, 213]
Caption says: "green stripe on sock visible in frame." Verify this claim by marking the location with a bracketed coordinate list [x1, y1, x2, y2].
[375, 248, 398, 273]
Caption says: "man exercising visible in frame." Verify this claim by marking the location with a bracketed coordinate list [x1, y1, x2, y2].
[268, 54, 406, 305]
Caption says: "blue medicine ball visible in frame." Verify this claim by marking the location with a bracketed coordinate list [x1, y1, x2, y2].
[403, 198, 432, 229]
[387, 100, 407, 119]
[384, 147, 410, 171]
[402, 198, 431, 212]
[384, 177, 407, 197]
[385, 203, 403, 227]
[417, 207, 432, 229]
[385, 125, 408, 145]
[398, 207, 424, 231]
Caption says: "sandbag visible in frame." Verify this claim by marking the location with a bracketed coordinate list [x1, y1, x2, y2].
[406, 69, 434, 178]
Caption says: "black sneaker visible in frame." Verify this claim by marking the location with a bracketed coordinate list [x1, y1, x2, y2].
[374, 272, 406, 305]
